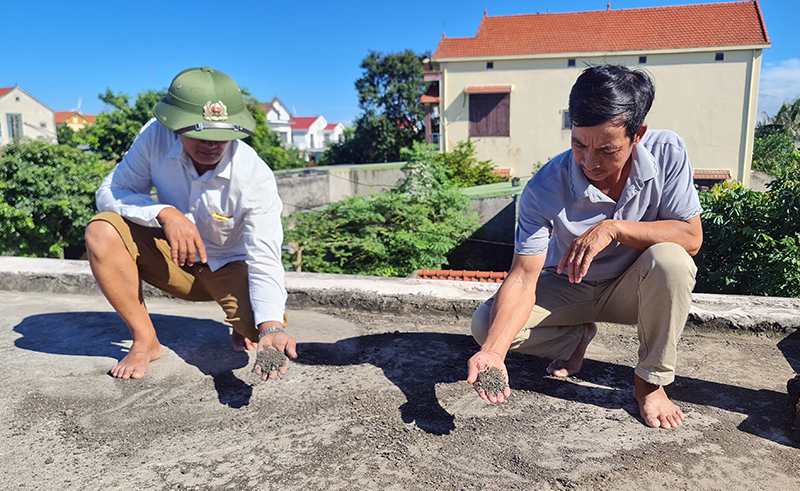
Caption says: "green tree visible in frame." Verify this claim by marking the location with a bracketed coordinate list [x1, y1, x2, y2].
[283, 141, 479, 276]
[694, 170, 800, 298]
[56, 123, 79, 147]
[751, 128, 800, 177]
[321, 50, 429, 164]
[77, 89, 165, 161]
[436, 139, 503, 187]
[0, 139, 112, 258]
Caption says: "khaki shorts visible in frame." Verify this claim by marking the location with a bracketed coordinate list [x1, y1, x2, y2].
[90, 211, 274, 342]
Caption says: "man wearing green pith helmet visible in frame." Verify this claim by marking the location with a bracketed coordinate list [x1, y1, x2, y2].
[86, 67, 294, 381]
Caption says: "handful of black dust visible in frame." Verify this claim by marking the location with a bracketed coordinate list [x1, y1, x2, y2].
[476, 366, 508, 396]
[253, 348, 289, 378]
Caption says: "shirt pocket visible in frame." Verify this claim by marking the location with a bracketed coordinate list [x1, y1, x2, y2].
[198, 210, 237, 247]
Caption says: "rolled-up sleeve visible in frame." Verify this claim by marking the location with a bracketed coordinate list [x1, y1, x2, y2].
[95, 120, 172, 227]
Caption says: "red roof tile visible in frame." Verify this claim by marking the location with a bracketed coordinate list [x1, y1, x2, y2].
[694, 169, 731, 180]
[0, 87, 13, 98]
[292, 116, 322, 130]
[491, 168, 512, 178]
[54, 111, 97, 124]
[324, 123, 341, 130]
[465, 85, 513, 94]
[432, 1, 769, 59]
[416, 269, 508, 283]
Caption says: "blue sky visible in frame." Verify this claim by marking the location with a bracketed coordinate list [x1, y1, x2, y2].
[1, 0, 797, 125]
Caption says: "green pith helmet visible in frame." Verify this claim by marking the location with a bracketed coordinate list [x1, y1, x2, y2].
[153, 67, 256, 141]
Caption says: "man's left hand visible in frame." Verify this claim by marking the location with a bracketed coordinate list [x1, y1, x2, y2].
[558, 220, 617, 283]
[254, 330, 298, 381]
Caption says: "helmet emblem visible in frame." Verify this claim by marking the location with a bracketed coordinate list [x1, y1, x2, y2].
[203, 100, 229, 121]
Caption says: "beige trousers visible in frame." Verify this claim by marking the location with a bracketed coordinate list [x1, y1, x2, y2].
[471, 242, 697, 385]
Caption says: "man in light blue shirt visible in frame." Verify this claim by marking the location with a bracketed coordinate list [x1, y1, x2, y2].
[468, 65, 703, 429]
[86, 67, 294, 381]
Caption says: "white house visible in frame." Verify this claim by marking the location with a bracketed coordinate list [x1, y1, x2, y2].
[261, 97, 346, 161]
[0, 86, 57, 146]
[323, 122, 345, 145]
[291, 116, 329, 160]
[429, 0, 771, 187]
[261, 97, 294, 146]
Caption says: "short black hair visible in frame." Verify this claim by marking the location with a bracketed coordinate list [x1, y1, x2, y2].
[568, 65, 655, 140]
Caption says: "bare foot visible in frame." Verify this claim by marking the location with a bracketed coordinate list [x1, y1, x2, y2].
[111, 339, 162, 379]
[634, 375, 685, 429]
[231, 330, 257, 352]
[547, 323, 597, 377]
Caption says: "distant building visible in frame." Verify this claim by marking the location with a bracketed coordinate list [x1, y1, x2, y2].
[323, 123, 345, 146]
[54, 111, 96, 132]
[292, 116, 329, 162]
[259, 96, 345, 162]
[261, 97, 294, 146]
[0, 86, 57, 146]
[429, 0, 770, 186]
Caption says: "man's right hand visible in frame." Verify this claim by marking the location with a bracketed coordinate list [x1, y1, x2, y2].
[467, 350, 511, 403]
[156, 207, 207, 266]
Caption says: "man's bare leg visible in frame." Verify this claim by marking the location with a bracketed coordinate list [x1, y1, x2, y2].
[634, 375, 685, 429]
[547, 323, 597, 377]
[85, 221, 162, 379]
[231, 330, 257, 352]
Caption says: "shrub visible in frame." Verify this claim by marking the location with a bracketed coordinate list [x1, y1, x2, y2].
[695, 171, 800, 297]
[0, 139, 111, 258]
[283, 141, 479, 276]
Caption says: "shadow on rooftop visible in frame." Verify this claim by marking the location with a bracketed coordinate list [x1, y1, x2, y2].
[13, 311, 253, 408]
[297, 331, 799, 446]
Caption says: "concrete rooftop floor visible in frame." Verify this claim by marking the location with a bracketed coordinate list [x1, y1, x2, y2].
[1, 257, 800, 490]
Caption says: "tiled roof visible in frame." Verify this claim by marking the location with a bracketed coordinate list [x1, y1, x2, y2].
[416, 269, 508, 283]
[324, 123, 341, 130]
[54, 111, 97, 124]
[465, 85, 513, 94]
[694, 169, 731, 180]
[490, 168, 512, 178]
[0, 87, 14, 98]
[292, 116, 322, 130]
[433, 1, 769, 59]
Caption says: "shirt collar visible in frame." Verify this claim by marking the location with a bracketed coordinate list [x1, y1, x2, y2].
[568, 140, 659, 202]
[568, 151, 607, 202]
[168, 136, 235, 181]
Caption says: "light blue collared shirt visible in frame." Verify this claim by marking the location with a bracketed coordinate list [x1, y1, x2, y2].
[515, 129, 702, 282]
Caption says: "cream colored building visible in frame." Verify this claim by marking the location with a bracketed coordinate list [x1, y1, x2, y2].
[54, 111, 96, 132]
[429, 1, 770, 187]
[0, 86, 57, 146]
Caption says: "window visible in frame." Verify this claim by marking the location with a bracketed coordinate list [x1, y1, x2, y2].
[40, 122, 47, 128]
[715, 52, 724, 61]
[7, 114, 22, 139]
[486, 62, 494, 69]
[639, 56, 647, 64]
[562, 110, 571, 130]
[568, 59, 576, 67]
[469, 93, 510, 137]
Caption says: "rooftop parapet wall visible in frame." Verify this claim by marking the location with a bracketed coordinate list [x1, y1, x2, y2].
[1, 257, 798, 333]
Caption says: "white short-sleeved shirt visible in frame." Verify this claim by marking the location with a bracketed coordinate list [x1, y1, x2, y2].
[515, 129, 702, 282]
[96, 119, 287, 325]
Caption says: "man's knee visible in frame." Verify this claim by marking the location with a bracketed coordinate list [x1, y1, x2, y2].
[470, 300, 492, 346]
[643, 242, 697, 287]
[85, 219, 123, 257]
